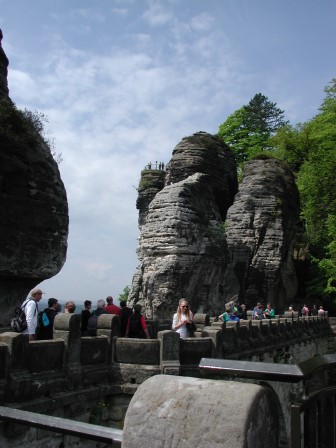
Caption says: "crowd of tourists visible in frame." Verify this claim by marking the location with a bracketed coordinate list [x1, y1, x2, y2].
[18, 288, 327, 342]
[19, 288, 150, 341]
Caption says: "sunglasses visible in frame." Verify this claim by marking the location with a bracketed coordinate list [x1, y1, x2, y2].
[181, 305, 188, 308]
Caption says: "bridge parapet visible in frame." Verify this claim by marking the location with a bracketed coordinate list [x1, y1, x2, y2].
[0, 315, 333, 406]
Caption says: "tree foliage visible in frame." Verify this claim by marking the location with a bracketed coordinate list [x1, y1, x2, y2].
[218, 80, 336, 307]
[118, 285, 130, 303]
[218, 93, 287, 164]
[0, 98, 62, 164]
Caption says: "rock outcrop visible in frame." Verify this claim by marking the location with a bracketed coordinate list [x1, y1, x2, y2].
[0, 30, 9, 99]
[129, 133, 238, 318]
[130, 134, 300, 319]
[223, 157, 300, 309]
[0, 31, 68, 323]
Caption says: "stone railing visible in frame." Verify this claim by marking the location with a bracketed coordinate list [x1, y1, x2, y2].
[205, 315, 333, 360]
[0, 313, 334, 405]
[0, 313, 335, 448]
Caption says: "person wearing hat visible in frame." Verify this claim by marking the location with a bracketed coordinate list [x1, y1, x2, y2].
[22, 287, 45, 341]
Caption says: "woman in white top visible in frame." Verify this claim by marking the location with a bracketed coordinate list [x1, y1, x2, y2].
[172, 298, 194, 338]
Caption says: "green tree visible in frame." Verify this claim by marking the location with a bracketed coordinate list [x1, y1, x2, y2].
[244, 93, 287, 133]
[270, 122, 313, 172]
[0, 98, 62, 164]
[296, 79, 336, 302]
[118, 286, 130, 303]
[218, 93, 287, 164]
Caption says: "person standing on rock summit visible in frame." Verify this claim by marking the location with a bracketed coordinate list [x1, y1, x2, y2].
[22, 287, 44, 341]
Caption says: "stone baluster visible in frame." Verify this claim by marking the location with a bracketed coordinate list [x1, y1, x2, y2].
[0, 332, 30, 402]
[157, 330, 180, 375]
[54, 313, 81, 389]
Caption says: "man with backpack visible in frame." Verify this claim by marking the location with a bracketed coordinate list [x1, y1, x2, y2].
[126, 303, 150, 339]
[22, 287, 44, 341]
[36, 298, 59, 340]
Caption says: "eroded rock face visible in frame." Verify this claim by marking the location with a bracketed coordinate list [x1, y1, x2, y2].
[223, 157, 300, 309]
[130, 132, 238, 318]
[0, 31, 68, 322]
[165, 132, 238, 219]
[130, 133, 300, 319]
[0, 30, 9, 100]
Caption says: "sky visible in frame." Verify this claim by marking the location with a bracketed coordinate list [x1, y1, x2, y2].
[1, 0, 335, 304]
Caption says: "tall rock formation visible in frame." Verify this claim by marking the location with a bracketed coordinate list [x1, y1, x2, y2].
[0, 30, 9, 99]
[223, 157, 300, 309]
[130, 135, 300, 319]
[129, 132, 238, 318]
[0, 31, 69, 324]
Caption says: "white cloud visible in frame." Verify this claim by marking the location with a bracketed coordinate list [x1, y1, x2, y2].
[190, 12, 215, 32]
[142, 2, 173, 26]
[2, 0, 334, 302]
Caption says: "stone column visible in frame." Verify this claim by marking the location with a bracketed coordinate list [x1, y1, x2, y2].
[0, 332, 30, 402]
[54, 313, 81, 389]
[202, 326, 222, 358]
[157, 330, 180, 375]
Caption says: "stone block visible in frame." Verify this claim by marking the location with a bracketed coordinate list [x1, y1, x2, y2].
[112, 363, 160, 385]
[97, 314, 121, 339]
[201, 328, 222, 358]
[114, 339, 160, 365]
[179, 337, 213, 365]
[27, 340, 65, 373]
[0, 342, 9, 379]
[123, 375, 279, 448]
[0, 332, 28, 370]
[80, 336, 108, 365]
[157, 330, 180, 363]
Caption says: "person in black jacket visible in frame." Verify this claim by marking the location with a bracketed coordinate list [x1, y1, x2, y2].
[36, 298, 59, 340]
[81, 300, 92, 336]
[119, 301, 132, 337]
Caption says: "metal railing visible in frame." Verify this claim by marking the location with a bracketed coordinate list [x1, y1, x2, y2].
[200, 355, 336, 448]
[0, 405, 123, 446]
[291, 386, 336, 448]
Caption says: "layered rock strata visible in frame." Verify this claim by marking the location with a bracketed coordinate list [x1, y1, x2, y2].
[0, 31, 68, 322]
[223, 157, 300, 309]
[130, 132, 238, 318]
[130, 133, 300, 319]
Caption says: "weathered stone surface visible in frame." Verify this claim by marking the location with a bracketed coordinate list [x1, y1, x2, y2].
[131, 130, 300, 319]
[165, 131, 238, 218]
[130, 132, 238, 319]
[0, 31, 68, 321]
[0, 30, 9, 100]
[223, 157, 300, 309]
[136, 169, 165, 226]
[123, 375, 279, 448]
[130, 173, 230, 319]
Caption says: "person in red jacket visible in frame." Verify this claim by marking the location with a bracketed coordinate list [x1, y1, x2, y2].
[104, 296, 121, 316]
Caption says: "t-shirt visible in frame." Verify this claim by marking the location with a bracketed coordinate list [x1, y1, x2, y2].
[104, 304, 121, 316]
[172, 312, 194, 338]
[21, 298, 38, 336]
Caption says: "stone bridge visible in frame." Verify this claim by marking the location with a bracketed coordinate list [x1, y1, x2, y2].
[0, 314, 335, 447]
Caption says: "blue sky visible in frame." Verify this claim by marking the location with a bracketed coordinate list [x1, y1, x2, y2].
[1, 0, 335, 304]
